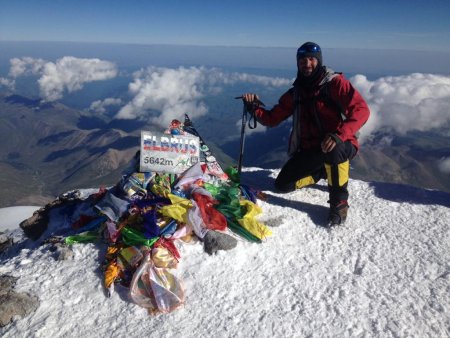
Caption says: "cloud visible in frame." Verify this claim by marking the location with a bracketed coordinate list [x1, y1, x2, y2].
[350, 73, 450, 142]
[7, 56, 118, 101]
[89, 97, 123, 114]
[116, 67, 209, 127]
[437, 157, 450, 174]
[234, 118, 267, 136]
[118, 67, 450, 139]
[0, 77, 15, 90]
[116, 66, 291, 128]
[219, 72, 292, 87]
[38, 57, 118, 101]
[9, 57, 46, 77]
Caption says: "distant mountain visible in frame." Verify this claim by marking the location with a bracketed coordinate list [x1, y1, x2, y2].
[1, 92, 448, 207]
[0, 93, 132, 206]
[222, 122, 450, 193]
[351, 131, 450, 192]
[0, 93, 234, 207]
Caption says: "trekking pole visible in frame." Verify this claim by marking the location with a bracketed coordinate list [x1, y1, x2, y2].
[237, 101, 247, 175]
[234, 96, 265, 175]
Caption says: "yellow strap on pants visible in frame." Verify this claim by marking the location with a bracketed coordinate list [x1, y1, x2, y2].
[295, 175, 316, 189]
[325, 160, 349, 187]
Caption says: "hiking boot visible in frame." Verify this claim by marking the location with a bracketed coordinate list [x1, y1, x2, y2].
[327, 201, 349, 227]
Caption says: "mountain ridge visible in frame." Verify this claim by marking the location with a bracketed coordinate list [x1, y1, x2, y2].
[0, 92, 448, 207]
[225, 123, 450, 194]
[0, 93, 235, 207]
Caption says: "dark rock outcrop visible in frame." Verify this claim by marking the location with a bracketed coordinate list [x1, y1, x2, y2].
[203, 230, 238, 255]
[19, 191, 82, 240]
[0, 232, 13, 253]
[0, 275, 40, 327]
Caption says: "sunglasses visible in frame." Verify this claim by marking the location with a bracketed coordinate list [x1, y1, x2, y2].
[297, 44, 321, 58]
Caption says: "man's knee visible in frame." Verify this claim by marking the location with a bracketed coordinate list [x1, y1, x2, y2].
[324, 141, 356, 165]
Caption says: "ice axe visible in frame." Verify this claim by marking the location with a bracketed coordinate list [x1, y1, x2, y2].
[234, 96, 265, 175]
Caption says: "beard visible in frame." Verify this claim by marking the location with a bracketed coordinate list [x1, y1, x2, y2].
[295, 65, 325, 87]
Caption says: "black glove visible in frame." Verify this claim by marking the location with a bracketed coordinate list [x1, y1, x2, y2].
[327, 133, 343, 144]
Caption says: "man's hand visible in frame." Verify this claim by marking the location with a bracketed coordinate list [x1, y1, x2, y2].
[321, 134, 337, 153]
[239, 93, 264, 113]
[241, 93, 259, 104]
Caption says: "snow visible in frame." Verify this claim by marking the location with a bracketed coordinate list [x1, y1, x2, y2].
[1, 168, 449, 338]
[0, 206, 41, 232]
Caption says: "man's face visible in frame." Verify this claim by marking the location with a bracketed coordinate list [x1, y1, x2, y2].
[297, 56, 318, 77]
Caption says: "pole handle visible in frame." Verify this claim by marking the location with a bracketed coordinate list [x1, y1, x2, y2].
[234, 96, 265, 107]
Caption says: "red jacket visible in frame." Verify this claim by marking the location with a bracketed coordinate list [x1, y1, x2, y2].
[254, 68, 370, 154]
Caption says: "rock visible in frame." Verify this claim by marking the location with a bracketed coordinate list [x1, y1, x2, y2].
[19, 207, 50, 240]
[42, 235, 65, 245]
[19, 190, 83, 240]
[0, 275, 18, 295]
[0, 275, 40, 327]
[0, 291, 40, 327]
[54, 244, 74, 261]
[0, 232, 13, 254]
[203, 230, 238, 255]
[42, 236, 74, 261]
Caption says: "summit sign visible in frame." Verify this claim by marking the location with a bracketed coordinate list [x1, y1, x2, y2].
[140, 131, 200, 174]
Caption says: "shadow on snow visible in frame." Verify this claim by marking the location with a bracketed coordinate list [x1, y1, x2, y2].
[369, 181, 450, 208]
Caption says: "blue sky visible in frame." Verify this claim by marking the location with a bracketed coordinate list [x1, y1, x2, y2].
[1, 0, 450, 51]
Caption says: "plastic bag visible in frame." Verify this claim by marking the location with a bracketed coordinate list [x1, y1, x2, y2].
[186, 200, 209, 239]
[149, 264, 184, 313]
[130, 253, 184, 314]
[170, 223, 193, 240]
[152, 244, 179, 269]
[174, 162, 205, 191]
[105, 220, 120, 243]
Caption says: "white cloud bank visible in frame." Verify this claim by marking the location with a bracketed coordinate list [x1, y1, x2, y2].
[0, 77, 15, 90]
[38, 57, 118, 101]
[351, 73, 450, 142]
[9, 57, 46, 77]
[4, 58, 450, 140]
[116, 67, 209, 127]
[116, 66, 291, 128]
[89, 97, 123, 114]
[7, 56, 118, 101]
[116, 67, 450, 137]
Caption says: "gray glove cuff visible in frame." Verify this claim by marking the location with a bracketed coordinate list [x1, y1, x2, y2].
[328, 133, 343, 144]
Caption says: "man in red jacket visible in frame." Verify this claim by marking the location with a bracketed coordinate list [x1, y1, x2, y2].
[242, 42, 370, 227]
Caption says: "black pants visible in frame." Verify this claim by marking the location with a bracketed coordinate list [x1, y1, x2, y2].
[274, 141, 356, 205]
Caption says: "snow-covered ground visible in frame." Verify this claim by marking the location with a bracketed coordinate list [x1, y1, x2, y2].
[1, 168, 449, 338]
